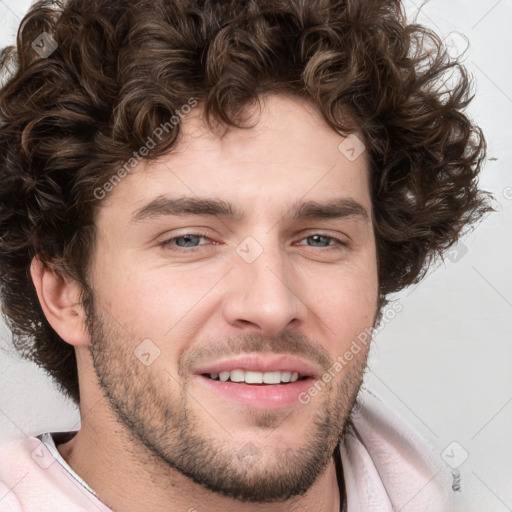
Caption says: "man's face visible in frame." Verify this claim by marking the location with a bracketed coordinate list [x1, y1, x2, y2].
[85, 94, 379, 502]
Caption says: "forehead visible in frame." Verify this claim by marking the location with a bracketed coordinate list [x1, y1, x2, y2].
[97, 94, 371, 222]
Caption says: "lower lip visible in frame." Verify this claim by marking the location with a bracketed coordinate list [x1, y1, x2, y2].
[195, 375, 315, 409]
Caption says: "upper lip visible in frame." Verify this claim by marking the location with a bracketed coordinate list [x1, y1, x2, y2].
[194, 354, 319, 378]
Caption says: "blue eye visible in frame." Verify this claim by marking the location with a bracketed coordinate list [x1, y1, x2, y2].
[159, 232, 348, 252]
[298, 234, 346, 249]
[160, 233, 211, 251]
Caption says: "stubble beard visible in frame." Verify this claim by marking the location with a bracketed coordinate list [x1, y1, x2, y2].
[86, 302, 370, 503]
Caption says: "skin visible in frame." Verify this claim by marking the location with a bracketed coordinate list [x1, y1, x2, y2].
[31, 94, 380, 512]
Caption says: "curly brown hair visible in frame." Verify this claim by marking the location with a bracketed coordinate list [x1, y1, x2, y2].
[0, 0, 495, 406]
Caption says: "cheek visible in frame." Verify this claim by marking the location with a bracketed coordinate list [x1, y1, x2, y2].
[90, 250, 168, 335]
[303, 258, 378, 352]
[91, 235, 378, 355]
[93, 253, 221, 346]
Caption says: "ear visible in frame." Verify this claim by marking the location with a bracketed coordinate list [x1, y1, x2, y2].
[30, 255, 90, 347]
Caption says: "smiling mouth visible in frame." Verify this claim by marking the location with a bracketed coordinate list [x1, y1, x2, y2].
[202, 370, 309, 385]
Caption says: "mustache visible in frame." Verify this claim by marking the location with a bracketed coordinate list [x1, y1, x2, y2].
[178, 330, 332, 377]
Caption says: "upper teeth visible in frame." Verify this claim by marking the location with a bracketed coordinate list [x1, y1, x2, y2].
[209, 370, 300, 384]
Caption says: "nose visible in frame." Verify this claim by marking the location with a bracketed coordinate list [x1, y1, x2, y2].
[222, 237, 307, 336]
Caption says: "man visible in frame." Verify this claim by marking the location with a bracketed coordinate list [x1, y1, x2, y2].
[0, 0, 494, 510]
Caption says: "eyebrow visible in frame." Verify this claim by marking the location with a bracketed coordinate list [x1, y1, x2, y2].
[131, 196, 369, 224]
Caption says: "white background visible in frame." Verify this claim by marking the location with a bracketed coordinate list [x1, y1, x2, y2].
[0, 0, 511, 510]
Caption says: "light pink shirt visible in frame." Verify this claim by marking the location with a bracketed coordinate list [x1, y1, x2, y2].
[0, 389, 469, 511]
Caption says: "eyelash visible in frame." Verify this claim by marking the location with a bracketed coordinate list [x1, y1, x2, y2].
[159, 232, 348, 252]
